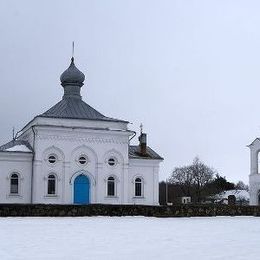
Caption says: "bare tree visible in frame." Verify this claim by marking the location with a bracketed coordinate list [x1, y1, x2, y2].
[169, 157, 215, 202]
[169, 165, 193, 196]
[191, 157, 215, 202]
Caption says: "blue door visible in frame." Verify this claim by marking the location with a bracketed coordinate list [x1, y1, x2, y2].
[74, 175, 90, 204]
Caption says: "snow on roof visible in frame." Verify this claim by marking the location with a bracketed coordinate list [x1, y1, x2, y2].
[215, 190, 249, 200]
[5, 145, 32, 152]
[0, 140, 33, 153]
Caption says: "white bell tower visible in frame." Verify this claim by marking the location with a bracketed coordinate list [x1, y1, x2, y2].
[248, 138, 260, 205]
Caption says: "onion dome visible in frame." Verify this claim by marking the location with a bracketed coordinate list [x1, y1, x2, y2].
[60, 57, 85, 87]
[60, 57, 85, 99]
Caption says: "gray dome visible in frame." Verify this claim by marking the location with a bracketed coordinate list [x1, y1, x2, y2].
[60, 57, 85, 86]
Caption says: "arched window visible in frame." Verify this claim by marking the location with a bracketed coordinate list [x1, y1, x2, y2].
[10, 173, 19, 194]
[47, 174, 56, 195]
[107, 176, 115, 196]
[135, 177, 143, 197]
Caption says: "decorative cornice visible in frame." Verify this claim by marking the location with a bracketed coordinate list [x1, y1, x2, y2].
[37, 134, 128, 144]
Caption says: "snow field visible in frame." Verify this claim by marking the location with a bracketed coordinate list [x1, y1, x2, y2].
[0, 216, 258, 260]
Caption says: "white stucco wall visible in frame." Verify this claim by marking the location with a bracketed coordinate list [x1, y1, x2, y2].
[0, 152, 32, 203]
[128, 159, 160, 205]
[0, 118, 162, 205]
[30, 124, 131, 204]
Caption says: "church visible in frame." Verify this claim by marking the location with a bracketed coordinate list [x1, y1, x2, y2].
[0, 57, 163, 205]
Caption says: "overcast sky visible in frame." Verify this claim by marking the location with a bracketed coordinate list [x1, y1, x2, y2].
[1, 0, 260, 183]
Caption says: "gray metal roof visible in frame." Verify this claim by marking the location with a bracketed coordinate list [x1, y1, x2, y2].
[129, 145, 163, 160]
[247, 138, 260, 147]
[38, 57, 127, 123]
[39, 97, 128, 122]
[0, 140, 33, 152]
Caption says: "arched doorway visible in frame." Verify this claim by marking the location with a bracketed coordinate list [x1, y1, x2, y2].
[74, 174, 90, 204]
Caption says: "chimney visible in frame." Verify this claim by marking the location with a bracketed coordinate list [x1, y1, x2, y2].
[139, 132, 147, 156]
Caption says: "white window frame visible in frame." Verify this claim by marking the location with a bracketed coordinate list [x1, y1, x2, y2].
[106, 156, 118, 168]
[10, 172, 20, 195]
[107, 176, 116, 197]
[76, 154, 89, 166]
[46, 173, 58, 197]
[47, 154, 58, 166]
[134, 177, 144, 198]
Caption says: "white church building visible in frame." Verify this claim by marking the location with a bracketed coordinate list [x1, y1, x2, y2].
[0, 57, 163, 205]
[248, 138, 260, 205]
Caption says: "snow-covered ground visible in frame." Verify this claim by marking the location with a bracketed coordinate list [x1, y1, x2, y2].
[0, 216, 258, 260]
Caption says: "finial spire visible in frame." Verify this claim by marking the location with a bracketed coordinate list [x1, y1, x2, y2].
[140, 123, 143, 134]
[71, 41, 75, 62]
[12, 127, 15, 141]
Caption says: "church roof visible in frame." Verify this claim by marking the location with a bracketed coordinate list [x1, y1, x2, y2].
[129, 145, 163, 160]
[39, 97, 127, 122]
[0, 140, 33, 153]
[38, 57, 127, 123]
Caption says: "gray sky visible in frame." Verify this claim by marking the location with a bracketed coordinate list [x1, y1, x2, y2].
[1, 0, 260, 184]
